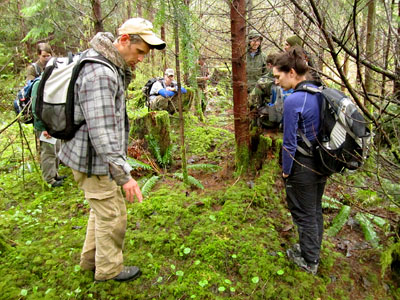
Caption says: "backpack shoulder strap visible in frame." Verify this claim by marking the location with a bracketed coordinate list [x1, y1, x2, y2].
[294, 84, 322, 94]
[79, 55, 117, 75]
[296, 128, 314, 157]
[160, 78, 166, 89]
[32, 63, 41, 77]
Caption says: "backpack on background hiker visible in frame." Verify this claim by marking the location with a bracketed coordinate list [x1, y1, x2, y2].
[142, 77, 163, 108]
[35, 50, 117, 140]
[258, 84, 292, 128]
[295, 84, 371, 176]
[13, 63, 42, 124]
[13, 77, 41, 124]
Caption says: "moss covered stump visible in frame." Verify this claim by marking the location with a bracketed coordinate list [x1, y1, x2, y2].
[131, 111, 171, 157]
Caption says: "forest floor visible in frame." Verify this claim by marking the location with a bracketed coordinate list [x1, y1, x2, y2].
[0, 94, 399, 300]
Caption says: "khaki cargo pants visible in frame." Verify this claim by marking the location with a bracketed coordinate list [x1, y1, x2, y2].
[72, 170, 126, 281]
[150, 95, 179, 114]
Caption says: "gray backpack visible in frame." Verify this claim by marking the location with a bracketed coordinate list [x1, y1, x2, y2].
[35, 50, 117, 140]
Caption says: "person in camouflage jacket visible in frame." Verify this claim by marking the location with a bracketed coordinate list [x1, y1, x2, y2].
[246, 30, 267, 92]
[249, 53, 276, 109]
[249, 53, 292, 128]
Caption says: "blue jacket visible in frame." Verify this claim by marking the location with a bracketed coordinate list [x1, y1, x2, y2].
[282, 82, 322, 174]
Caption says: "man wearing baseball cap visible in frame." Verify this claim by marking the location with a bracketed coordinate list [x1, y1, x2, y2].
[148, 68, 187, 114]
[59, 18, 165, 282]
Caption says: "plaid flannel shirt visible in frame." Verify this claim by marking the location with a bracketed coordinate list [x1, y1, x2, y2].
[59, 50, 132, 180]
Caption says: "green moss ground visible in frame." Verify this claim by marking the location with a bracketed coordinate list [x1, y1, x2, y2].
[0, 104, 398, 299]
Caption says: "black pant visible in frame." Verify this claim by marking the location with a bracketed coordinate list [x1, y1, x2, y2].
[285, 154, 327, 264]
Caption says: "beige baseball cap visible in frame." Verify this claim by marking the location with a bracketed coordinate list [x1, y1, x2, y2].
[164, 68, 174, 76]
[118, 18, 166, 50]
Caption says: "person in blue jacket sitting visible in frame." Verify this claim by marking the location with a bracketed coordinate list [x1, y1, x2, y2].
[149, 68, 187, 114]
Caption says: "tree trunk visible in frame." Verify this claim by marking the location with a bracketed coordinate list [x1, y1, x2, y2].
[17, 0, 30, 59]
[126, 1, 132, 19]
[161, 26, 167, 71]
[364, 0, 376, 101]
[247, 0, 253, 33]
[318, 32, 325, 74]
[294, 0, 302, 34]
[137, 1, 143, 17]
[174, 6, 189, 185]
[231, 0, 250, 173]
[381, 12, 392, 97]
[394, 0, 400, 101]
[91, 0, 104, 33]
[342, 52, 350, 92]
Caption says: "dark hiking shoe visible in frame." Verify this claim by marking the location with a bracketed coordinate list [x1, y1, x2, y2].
[55, 175, 67, 181]
[96, 266, 142, 282]
[50, 179, 63, 187]
[287, 248, 318, 275]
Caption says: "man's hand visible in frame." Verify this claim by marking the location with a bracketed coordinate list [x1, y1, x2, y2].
[43, 131, 52, 138]
[123, 178, 143, 203]
[282, 173, 289, 179]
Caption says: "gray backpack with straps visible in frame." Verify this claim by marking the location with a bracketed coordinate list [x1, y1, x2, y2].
[295, 85, 371, 176]
[35, 50, 117, 140]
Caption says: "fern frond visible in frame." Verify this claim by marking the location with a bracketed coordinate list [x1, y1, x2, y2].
[173, 172, 204, 189]
[142, 175, 160, 197]
[146, 134, 162, 164]
[187, 163, 221, 173]
[161, 144, 174, 166]
[127, 157, 153, 171]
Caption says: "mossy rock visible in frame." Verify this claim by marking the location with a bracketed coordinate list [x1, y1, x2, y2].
[131, 111, 171, 157]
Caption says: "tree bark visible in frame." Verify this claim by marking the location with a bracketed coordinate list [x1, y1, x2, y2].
[293, 0, 302, 34]
[231, 0, 250, 173]
[381, 0, 394, 97]
[91, 0, 104, 33]
[174, 7, 188, 185]
[161, 26, 167, 71]
[126, 1, 132, 19]
[342, 52, 350, 92]
[364, 0, 376, 101]
[394, 0, 400, 101]
[247, 0, 253, 33]
[137, 0, 143, 17]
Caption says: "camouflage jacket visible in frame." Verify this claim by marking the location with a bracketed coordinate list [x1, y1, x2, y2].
[246, 49, 267, 92]
[248, 73, 274, 109]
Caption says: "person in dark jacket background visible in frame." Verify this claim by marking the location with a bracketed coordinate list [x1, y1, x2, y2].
[273, 46, 327, 275]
